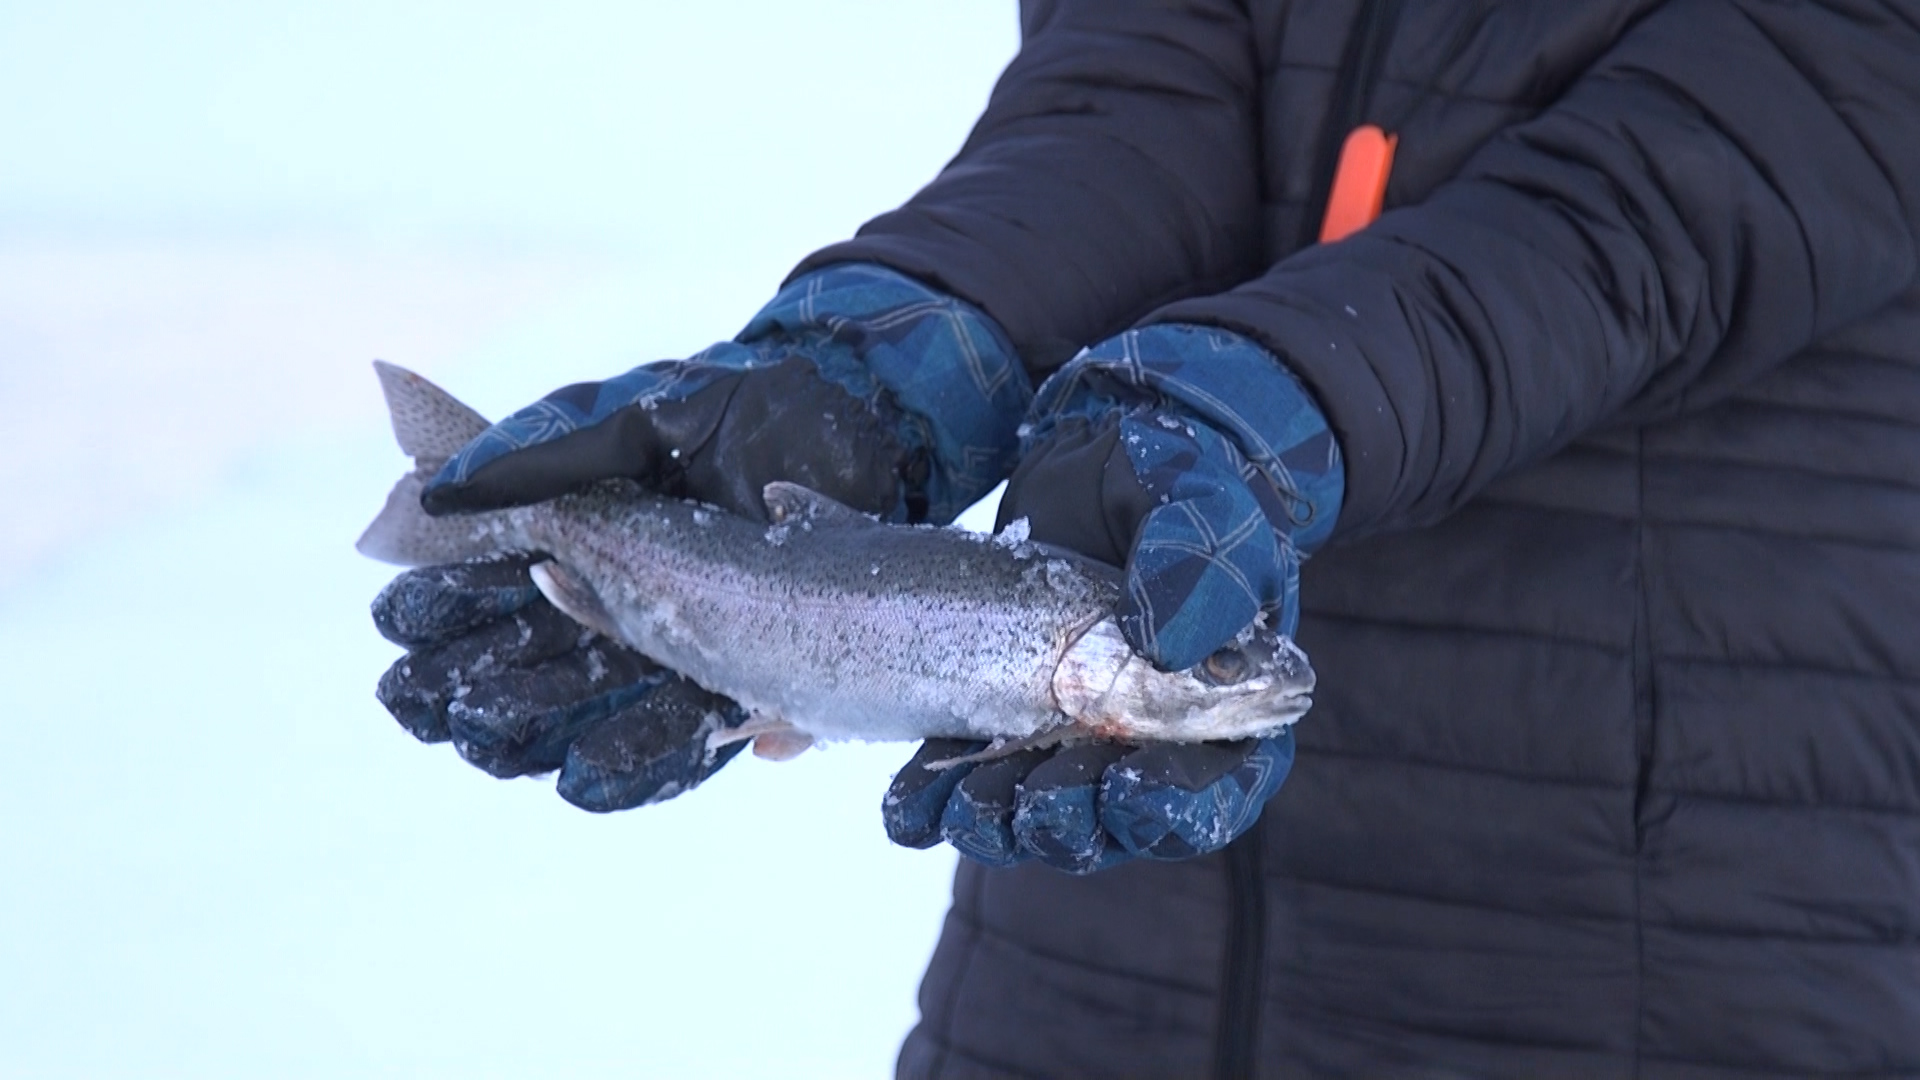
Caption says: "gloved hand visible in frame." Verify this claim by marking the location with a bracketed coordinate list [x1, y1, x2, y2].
[373, 554, 749, 810]
[422, 263, 1029, 526]
[373, 263, 1032, 806]
[883, 323, 1345, 871]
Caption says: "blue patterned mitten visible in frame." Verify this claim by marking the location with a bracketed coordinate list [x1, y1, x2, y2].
[422, 262, 1032, 525]
[883, 323, 1343, 871]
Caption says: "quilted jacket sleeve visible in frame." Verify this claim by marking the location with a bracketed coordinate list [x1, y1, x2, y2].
[795, 0, 1267, 371]
[802, 0, 1920, 542]
[1154, 0, 1920, 536]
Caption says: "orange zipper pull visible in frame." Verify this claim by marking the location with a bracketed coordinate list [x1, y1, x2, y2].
[1318, 124, 1397, 243]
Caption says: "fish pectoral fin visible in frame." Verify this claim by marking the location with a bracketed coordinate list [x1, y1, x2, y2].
[762, 481, 877, 529]
[528, 561, 624, 641]
[707, 713, 809, 755]
[922, 723, 1092, 771]
[751, 730, 816, 761]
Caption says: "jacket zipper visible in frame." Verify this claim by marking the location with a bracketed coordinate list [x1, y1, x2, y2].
[1212, 3, 1410, 1077]
[1212, 822, 1269, 1080]
[1295, 0, 1408, 253]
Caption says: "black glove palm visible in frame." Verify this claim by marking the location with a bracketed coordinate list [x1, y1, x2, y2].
[373, 554, 747, 809]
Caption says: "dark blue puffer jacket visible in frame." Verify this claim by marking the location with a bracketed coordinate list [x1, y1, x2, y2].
[799, 0, 1920, 1076]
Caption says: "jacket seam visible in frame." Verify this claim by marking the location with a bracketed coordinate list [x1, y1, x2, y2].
[1462, 494, 1643, 523]
[945, 904, 1218, 997]
[1639, 918, 1920, 948]
[927, 868, 991, 1080]
[1780, 344, 1920, 373]
[1636, 518, 1920, 556]
[1631, 427, 1654, 1079]
[1732, 3, 1913, 233]
[1643, 783, 1920, 821]
[911, 1034, 1053, 1080]
[1400, 497, 1920, 553]
[1638, 448, 1920, 495]
[1300, 608, 1636, 655]
[1296, 615, 1920, 687]
[1714, 392, 1920, 431]
[1304, 744, 1920, 820]
[1636, 1048, 1920, 1079]
[1267, 876, 1912, 941]
[1268, 999, 1631, 1061]
[1262, 63, 1550, 112]
[1652, 651, 1920, 688]
[1302, 743, 1637, 792]
[1214, 825, 1267, 1080]
[1267, 873, 1637, 928]
[1270, 874, 1920, 947]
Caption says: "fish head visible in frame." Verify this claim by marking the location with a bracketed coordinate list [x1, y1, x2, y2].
[1051, 618, 1316, 742]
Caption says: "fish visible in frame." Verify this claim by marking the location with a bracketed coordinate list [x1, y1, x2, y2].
[357, 361, 1315, 762]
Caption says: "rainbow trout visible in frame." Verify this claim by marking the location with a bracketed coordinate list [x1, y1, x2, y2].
[357, 362, 1314, 760]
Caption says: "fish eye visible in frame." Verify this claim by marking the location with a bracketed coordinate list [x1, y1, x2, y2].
[1198, 647, 1253, 686]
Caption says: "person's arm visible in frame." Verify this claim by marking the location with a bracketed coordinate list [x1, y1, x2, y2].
[814, 0, 1920, 541]
[868, 0, 1920, 869]
[798, 0, 1266, 371]
[1147, 0, 1920, 537]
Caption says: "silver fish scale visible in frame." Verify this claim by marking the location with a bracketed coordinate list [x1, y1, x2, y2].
[512, 491, 1119, 743]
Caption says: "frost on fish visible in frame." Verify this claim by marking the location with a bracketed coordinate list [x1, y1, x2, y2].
[359, 363, 1319, 758]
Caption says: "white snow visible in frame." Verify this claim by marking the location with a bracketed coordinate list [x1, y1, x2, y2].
[0, 3, 1018, 1077]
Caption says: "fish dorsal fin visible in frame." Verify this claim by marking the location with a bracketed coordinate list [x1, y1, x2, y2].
[762, 481, 876, 528]
[373, 360, 492, 466]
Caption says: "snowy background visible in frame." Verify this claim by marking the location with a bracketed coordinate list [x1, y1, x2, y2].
[0, 4, 1017, 1076]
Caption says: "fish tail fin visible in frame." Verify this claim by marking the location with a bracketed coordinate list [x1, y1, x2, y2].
[356, 361, 517, 567]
